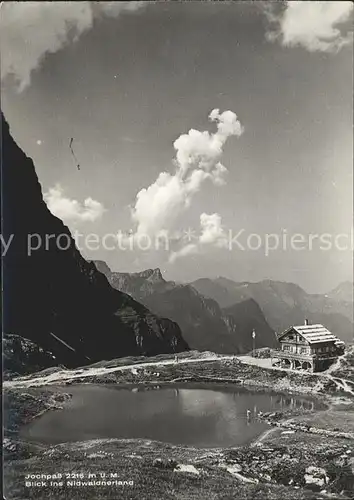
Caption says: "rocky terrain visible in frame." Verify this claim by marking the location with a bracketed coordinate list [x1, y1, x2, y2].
[4, 431, 354, 500]
[4, 353, 354, 500]
[3, 334, 60, 380]
[191, 277, 354, 343]
[93, 261, 278, 354]
[330, 347, 354, 384]
[1, 113, 188, 375]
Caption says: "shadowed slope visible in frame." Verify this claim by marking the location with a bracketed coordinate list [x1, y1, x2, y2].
[1, 114, 188, 370]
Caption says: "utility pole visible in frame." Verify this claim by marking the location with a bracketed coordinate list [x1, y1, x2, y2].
[252, 329, 256, 357]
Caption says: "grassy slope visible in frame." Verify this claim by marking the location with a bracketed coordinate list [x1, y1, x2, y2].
[4, 354, 354, 500]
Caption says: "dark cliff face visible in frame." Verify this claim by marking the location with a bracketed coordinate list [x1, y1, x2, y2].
[1, 114, 188, 369]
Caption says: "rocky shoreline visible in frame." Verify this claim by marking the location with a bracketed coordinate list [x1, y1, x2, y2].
[4, 355, 354, 499]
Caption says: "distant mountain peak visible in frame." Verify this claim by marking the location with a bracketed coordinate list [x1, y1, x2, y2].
[92, 262, 165, 284]
[191, 275, 353, 344]
[140, 268, 164, 282]
[332, 280, 353, 290]
[327, 281, 354, 303]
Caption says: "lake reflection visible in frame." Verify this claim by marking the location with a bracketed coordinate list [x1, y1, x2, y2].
[23, 384, 316, 448]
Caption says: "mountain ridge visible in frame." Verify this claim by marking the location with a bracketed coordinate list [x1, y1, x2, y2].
[2, 114, 189, 374]
[191, 277, 353, 342]
[93, 261, 278, 354]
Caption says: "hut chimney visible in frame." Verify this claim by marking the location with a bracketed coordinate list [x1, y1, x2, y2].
[304, 319, 309, 326]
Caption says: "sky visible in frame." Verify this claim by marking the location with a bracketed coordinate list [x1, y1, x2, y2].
[1, 1, 353, 293]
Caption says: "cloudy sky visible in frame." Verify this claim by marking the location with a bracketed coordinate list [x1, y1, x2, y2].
[1, 1, 353, 292]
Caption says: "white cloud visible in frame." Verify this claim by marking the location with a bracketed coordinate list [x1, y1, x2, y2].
[265, 1, 353, 53]
[199, 213, 228, 248]
[169, 243, 199, 264]
[44, 184, 106, 223]
[173, 109, 243, 179]
[131, 109, 243, 238]
[169, 212, 228, 263]
[0, 1, 146, 91]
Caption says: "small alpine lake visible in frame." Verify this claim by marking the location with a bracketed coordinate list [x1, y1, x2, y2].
[23, 383, 320, 448]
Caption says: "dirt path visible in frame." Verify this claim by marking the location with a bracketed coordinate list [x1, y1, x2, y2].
[4, 355, 236, 388]
[236, 355, 354, 397]
[328, 375, 354, 396]
[6, 352, 354, 398]
[250, 426, 278, 448]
